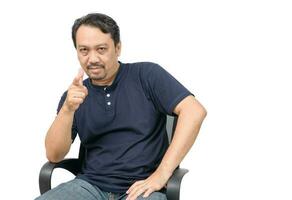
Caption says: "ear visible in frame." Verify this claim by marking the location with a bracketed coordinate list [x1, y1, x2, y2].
[115, 42, 122, 56]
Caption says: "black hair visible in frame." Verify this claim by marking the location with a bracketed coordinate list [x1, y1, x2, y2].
[72, 13, 120, 48]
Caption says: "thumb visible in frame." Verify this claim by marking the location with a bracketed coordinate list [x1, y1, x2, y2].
[73, 68, 84, 86]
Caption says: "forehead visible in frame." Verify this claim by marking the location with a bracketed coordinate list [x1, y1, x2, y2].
[76, 25, 113, 47]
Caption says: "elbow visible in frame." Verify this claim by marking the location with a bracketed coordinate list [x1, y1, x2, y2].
[45, 135, 70, 163]
[190, 96, 207, 121]
[200, 106, 207, 119]
[199, 107, 207, 125]
[193, 105, 207, 126]
[193, 102, 207, 122]
[46, 150, 63, 163]
[45, 142, 66, 163]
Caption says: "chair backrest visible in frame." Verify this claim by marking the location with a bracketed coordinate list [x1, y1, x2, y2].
[166, 115, 178, 144]
[78, 115, 178, 161]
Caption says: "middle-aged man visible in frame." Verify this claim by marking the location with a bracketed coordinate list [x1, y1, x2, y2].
[35, 13, 207, 200]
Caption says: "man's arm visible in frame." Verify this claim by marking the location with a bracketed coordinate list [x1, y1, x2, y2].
[157, 95, 207, 177]
[45, 107, 75, 163]
[126, 95, 207, 200]
[45, 69, 88, 163]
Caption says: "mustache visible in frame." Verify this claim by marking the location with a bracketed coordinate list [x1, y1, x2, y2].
[87, 63, 105, 69]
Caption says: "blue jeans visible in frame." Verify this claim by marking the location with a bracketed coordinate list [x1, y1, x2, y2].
[35, 178, 167, 200]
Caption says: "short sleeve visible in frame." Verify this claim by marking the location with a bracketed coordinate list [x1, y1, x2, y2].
[56, 92, 78, 142]
[140, 62, 194, 115]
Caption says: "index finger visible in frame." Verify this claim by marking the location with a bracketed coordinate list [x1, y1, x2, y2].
[73, 68, 84, 86]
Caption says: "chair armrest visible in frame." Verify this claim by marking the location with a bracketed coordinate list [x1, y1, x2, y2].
[166, 168, 189, 200]
[39, 158, 81, 195]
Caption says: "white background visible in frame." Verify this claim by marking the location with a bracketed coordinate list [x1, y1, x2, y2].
[0, 0, 291, 199]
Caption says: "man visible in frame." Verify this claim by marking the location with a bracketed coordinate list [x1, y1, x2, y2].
[36, 13, 207, 200]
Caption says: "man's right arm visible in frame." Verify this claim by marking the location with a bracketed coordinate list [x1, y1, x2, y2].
[45, 69, 88, 163]
[45, 107, 75, 163]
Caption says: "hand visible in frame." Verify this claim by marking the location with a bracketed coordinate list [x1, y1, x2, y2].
[126, 168, 172, 200]
[63, 68, 88, 112]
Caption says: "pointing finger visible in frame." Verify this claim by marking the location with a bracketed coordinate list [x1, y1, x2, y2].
[73, 68, 84, 86]
[77, 68, 84, 85]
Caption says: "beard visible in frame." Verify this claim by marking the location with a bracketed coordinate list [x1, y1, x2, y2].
[87, 63, 107, 80]
[88, 69, 107, 80]
[89, 73, 107, 81]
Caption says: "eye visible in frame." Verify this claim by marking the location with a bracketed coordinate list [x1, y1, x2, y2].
[98, 47, 107, 54]
[79, 48, 88, 54]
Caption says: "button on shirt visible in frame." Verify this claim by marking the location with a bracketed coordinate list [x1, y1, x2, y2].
[57, 62, 193, 193]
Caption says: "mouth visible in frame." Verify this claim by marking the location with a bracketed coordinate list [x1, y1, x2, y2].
[87, 63, 105, 69]
[88, 64, 104, 70]
[88, 65, 103, 69]
[88, 67, 103, 73]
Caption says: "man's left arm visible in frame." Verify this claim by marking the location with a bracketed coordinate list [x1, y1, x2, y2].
[126, 95, 207, 200]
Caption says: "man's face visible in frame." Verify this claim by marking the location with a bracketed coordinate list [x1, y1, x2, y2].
[76, 25, 121, 85]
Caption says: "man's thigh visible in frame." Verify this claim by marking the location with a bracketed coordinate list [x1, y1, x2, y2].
[34, 178, 107, 200]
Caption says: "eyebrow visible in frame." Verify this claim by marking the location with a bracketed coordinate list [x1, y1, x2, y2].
[77, 43, 108, 48]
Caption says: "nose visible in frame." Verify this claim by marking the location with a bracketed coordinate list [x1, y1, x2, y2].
[88, 51, 101, 63]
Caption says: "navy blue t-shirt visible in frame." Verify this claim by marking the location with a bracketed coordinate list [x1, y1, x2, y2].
[57, 62, 192, 193]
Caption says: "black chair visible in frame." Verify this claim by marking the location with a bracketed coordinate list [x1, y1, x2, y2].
[39, 115, 188, 200]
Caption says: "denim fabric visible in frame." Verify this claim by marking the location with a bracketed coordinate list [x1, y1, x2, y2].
[35, 178, 167, 200]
